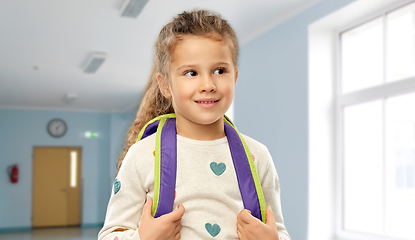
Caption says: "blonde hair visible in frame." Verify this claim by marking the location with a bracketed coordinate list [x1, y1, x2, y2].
[117, 10, 239, 171]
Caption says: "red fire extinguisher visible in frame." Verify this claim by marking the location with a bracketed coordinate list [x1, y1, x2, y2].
[7, 164, 19, 183]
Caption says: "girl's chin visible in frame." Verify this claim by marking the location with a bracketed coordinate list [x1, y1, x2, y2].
[198, 115, 227, 126]
[178, 114, 225, 126]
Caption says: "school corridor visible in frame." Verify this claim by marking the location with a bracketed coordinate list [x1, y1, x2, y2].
[3, 0, 414, 240]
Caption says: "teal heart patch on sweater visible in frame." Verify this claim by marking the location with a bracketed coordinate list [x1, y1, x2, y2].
[113, 179, 121, 195]
[205, 223, 221, 237]
[210, 162, 226, 176]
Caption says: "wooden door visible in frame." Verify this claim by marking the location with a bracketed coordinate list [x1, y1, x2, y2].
[32, 147, 81, 227]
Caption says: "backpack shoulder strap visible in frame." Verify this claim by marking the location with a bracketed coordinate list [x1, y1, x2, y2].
[136, 113, 177, 218]
[223, 116, 267, 223]
[136, 113, 176, 141]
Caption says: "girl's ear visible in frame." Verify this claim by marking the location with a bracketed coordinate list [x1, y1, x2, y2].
[234, 68, 239, 83]
[156, 73, 172, 98]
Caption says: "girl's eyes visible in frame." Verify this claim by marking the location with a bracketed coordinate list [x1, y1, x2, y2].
[183, 68, 226, 76]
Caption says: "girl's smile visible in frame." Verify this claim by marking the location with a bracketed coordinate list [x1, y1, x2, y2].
[194, 98, 220, 108]
[158, 35, 238, 140]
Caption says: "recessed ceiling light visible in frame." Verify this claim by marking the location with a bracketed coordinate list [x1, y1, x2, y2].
[64, 93, 78, 104]
[84, 52, 107, 74]
[120, 0, 149, 18]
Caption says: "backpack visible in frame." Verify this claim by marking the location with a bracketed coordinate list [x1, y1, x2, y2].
[136, 113, 267, 223]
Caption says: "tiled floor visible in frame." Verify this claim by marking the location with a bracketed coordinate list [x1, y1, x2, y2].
[0, 227, 101, 240]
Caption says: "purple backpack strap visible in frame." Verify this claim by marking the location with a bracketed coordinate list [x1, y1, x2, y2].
[224, 122, 263, 221]
[153, 118, 177, 218]
[141, 120, 160, 139]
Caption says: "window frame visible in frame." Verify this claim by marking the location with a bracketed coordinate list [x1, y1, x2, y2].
[335, 1, 415, 240]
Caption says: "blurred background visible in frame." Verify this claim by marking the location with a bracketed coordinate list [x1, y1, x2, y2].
[1, 0, 415, 240]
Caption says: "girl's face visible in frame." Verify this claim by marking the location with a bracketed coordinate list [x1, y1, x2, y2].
[160, 35, 238, 136]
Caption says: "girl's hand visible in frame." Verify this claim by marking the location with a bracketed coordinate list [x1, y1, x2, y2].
[237, 206, 279, 240]
[138, 198, 185, 240]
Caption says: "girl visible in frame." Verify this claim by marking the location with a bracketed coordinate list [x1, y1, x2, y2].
[98, 10, 291, 240]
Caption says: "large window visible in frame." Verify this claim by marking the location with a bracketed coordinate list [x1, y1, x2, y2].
[339, 2, 415, 239]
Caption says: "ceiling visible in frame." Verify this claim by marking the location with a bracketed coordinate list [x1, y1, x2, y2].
[0, 0, 320, 112]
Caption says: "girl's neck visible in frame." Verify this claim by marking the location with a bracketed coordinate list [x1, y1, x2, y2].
[175, 117, 225, 141]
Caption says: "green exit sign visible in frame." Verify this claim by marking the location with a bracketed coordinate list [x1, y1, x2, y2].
[84, 131, 99, 138]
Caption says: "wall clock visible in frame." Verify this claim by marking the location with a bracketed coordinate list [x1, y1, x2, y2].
[47, 119, 67, 138]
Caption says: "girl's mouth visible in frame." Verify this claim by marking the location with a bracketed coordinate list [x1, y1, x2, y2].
[194, 99, 220, 108]
[195, 100, 219, 104]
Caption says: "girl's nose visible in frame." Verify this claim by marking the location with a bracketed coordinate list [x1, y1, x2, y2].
[199, 75, 216, 93]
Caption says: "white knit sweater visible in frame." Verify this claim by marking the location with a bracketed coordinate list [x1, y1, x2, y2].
[98, 133, 291, 240]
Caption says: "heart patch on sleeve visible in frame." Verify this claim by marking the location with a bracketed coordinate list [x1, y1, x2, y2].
[113, 179, 121, 195]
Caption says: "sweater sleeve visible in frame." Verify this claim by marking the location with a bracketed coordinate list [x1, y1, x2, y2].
[254, 144, 291, 240]
[98, 143, 148, 240]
